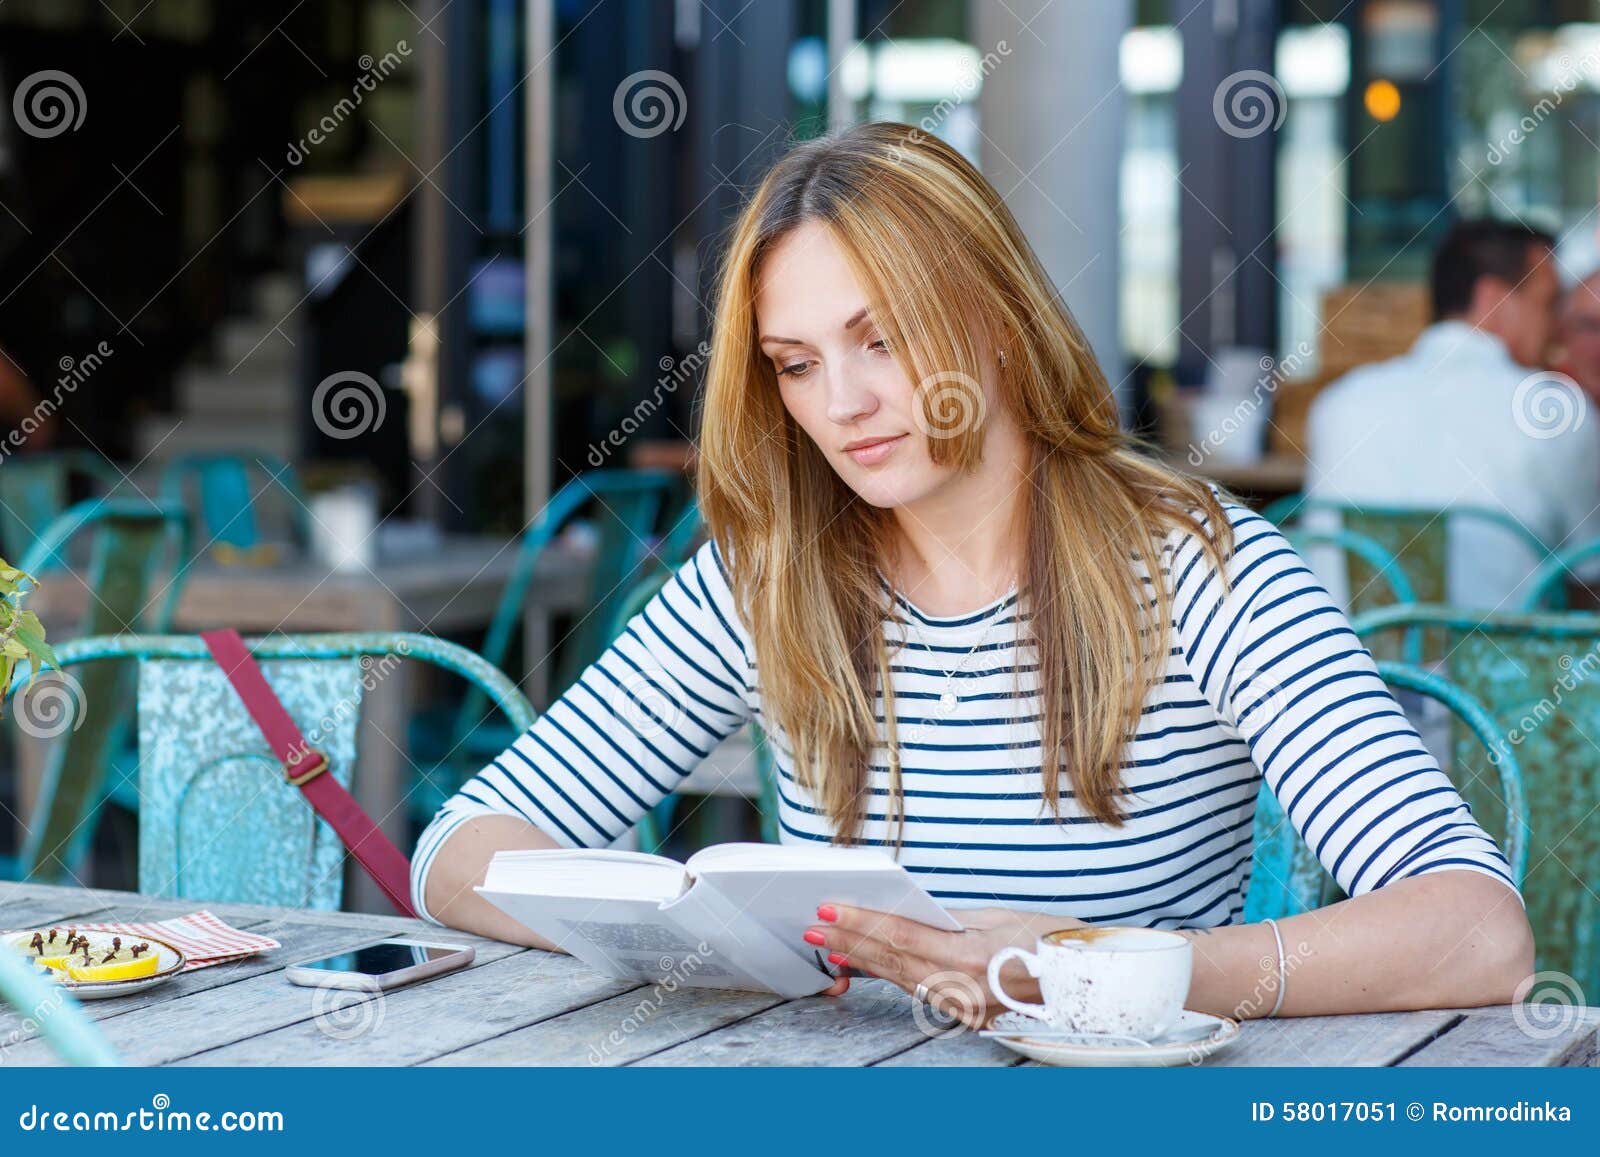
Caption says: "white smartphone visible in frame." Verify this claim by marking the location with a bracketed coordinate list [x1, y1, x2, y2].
[284, 938, 475, 992]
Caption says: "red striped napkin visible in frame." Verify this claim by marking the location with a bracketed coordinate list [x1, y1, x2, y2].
[40, 911, 280, 971]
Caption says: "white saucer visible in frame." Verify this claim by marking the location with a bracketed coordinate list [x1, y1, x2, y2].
[984, 1010, 1239, 1067]
[6, 932, 187, 1000]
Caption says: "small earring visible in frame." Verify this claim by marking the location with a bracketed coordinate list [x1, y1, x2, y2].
[998, 350, 1008, 369]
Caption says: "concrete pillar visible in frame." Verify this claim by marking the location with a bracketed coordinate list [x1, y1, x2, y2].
[973, 0, 1131, 408]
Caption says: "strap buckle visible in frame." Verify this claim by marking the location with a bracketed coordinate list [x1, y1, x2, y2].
[285, 749, 329, 787]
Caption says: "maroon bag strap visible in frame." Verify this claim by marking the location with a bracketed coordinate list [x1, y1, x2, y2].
[200, 629, 418, 918]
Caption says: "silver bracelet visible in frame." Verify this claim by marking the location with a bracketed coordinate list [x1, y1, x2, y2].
[1263, 917, 1287, 1018]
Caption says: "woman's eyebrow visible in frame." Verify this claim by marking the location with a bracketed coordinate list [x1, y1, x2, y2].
[759, 306, 871, 348]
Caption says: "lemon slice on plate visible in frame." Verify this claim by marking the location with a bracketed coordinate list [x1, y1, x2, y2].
[64, 954, 162, 982]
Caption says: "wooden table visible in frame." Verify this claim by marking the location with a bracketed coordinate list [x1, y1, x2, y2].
[14, 537, 592, 910]
[4, 883, 1595, 1067]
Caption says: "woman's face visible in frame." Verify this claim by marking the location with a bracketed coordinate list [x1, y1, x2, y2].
[755, 221, 978, 510]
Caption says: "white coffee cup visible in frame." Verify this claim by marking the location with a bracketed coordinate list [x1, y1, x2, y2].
[987, 926, 1192, 1038]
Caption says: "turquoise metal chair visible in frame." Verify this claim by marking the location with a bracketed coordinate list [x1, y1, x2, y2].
[2, 500, 192, 883]
[1350, 605, 1600, 997]
[9, 633, 533, 910]
[1522, 536, 1600, 611]
[0, 450, 124, 568]
[0, 944, 119, 1065]
[1264, 494, 1552, 617]
[159, 451, 309, 557]
[1245, 660, 1527, 923]
[1284, 526, 1422, 662]
[407, 470, 686, 825]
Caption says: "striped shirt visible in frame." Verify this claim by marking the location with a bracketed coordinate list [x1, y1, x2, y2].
[412, 499, 1518, 927]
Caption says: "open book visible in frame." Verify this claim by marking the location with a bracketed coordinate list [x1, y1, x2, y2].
[475, 842, 963, 998]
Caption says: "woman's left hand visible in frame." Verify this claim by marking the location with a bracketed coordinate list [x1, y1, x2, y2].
[803, 904, 1086, 1027]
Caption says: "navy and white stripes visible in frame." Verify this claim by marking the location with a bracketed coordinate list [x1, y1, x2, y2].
[412, 500, 1519, 925]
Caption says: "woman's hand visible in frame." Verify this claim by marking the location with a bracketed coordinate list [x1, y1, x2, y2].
[802, 904, 1086, 1027]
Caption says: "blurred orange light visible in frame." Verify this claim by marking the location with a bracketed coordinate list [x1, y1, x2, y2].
[1364, 79, 1401, 122]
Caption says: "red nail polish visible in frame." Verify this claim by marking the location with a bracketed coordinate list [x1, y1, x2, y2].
[827, 952, 848, 966]
[817, 904, 838, 922]
[803, 929, 826, 946]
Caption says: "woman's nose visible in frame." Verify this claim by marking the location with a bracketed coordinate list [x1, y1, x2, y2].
[825, 371, 880, 426]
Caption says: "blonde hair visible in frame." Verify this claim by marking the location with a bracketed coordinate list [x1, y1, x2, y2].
[696, 122, 1232, 843]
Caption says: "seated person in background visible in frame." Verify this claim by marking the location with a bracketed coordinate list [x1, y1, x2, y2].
[413, 124, 1530, 1027]
[1305, 219, 1599, 609]
[1556, 269, 1600, 406]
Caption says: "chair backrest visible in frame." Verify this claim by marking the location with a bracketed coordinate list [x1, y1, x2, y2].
[1245, 660, 1527, 924]
[1349, 605, 1600, 996]
[0, 944, 118, 1065]
[1264, 494, 1549, 614]
[452, 469, 683, 744]
[159, 452, 308, 555]
[1523, 536, 1600, 611]
[17, 632, 535, 910]
[0, 451, 124, 568]
[10, 501, 192, 879]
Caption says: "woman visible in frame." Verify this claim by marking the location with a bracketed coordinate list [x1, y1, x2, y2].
[413, 123, 1531, 1026]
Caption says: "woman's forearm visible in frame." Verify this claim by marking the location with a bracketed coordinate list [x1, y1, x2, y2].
[1177, 869, 1534, 1018]
[422, 814, 565, 948]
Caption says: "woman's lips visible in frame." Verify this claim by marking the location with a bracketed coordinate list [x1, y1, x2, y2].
[844, 434, 907, 466]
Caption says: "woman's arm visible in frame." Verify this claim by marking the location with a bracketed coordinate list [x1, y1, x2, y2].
[409, 540, 756, 942]
[803, 868, 1532, 1026]
[1179, 869, 1533, 1018]
[420, 814, 563, 947]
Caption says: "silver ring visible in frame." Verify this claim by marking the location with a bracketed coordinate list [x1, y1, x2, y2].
[913, 981, 931, 1004]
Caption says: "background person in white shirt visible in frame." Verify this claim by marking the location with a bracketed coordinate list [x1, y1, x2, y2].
[1305, 219, 1598, 610]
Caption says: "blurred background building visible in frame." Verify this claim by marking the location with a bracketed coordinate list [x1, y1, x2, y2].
[2, 0, 1600, 522]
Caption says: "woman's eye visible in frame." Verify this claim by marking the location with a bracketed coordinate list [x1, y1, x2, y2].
[777, 361, 813, 379]
[868, 338, 889, 353]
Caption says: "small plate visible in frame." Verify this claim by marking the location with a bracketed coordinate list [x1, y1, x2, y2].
[984, 1010, 1239, 1067]
[6, 931, 187, 1000]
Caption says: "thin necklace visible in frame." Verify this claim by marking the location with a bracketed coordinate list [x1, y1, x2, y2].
[900, 574, 1016, 714]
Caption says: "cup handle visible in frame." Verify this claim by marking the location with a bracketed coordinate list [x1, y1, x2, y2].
[987, 946, 1048, 1020]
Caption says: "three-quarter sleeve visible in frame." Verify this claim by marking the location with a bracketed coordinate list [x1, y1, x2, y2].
[411, 540, 755, 921]
[1167, 501, 1521, 905]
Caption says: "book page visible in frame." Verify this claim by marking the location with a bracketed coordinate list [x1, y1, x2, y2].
[688, 844, 964, 947]
[472, 889, 716, 982]
[660, 878, 835, 998]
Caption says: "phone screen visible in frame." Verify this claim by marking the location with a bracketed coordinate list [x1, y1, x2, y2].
[296, 941, 460, 977]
